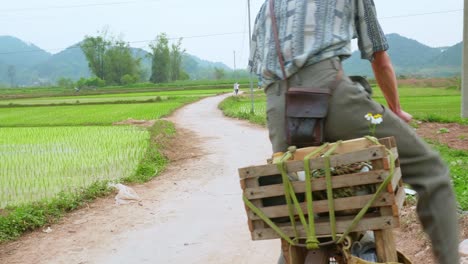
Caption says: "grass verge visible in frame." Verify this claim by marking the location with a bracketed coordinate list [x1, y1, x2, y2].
[429, 142, 468, 211]
[0, 120, 175, 242]
[218, 95, 266, 126]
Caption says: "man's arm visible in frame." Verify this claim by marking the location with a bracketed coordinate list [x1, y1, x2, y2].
[371, 51, 412, 122]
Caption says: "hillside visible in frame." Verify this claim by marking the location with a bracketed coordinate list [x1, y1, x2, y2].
[0, 34, 463, 86]
[343, 34, 462, 78]
[0, 37, 231, 86]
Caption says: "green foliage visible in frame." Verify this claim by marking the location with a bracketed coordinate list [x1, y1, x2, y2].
[0, 127, 149, 207]
[0, 120, 176, 242]
[123, 120, 175, 183]
[214, 67, 225, 80]
[437, 128, 450, 134]
[218, 93, 266, 126]
[103, 41, 141, 85]
[149, 33, 171, 83]
[56, 77, 75, 89]
[148, 34, 187, 83]
[0, 88, 227, 106]
[120, 74, 138, 86]
[0, 97, 201, 126]
[429, 143, 468, 210]
[0, 181, 112, 242]
[81, 32, 141, 85]
[373, 95, 467, 124]
[76, 77, 106, 89]
[81, 34, 109, 80]
[170, 39, 185, 82]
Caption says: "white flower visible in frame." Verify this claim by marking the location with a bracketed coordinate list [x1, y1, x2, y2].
[365, 113, 373, 121]
[371, 116, 383, 124]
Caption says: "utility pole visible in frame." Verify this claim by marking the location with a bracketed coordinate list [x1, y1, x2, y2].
[248, 0, 255, 114]
[463, 0, 468, 117]
[233, 50, 237, 80]
[233, 50, 236, 71]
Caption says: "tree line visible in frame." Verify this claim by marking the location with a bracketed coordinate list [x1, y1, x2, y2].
[79, 31, 187, 87]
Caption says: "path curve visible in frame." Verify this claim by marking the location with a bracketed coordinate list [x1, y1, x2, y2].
[0, 94, 279, 264]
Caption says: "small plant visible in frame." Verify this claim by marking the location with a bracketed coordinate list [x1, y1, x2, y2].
[409, 120, 420, 129]
[437, 127, 450, 134]
[364, 113, 383, 136]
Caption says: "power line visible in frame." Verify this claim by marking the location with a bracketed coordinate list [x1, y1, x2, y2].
[0, 0, 161, 13]
[380, 9, 463, 19]
[0, 32, 244, 55]
[237, 0, 250, 65]
[0, 8, 463, 56]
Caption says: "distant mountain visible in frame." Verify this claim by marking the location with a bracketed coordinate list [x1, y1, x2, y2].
[343, 33, 462, 78]
[385, 33, 443, 67]
[0, 36, 232, 86]
[0, 36, 51, 67]
[0, 36, 53, 86]
[33, 44, 90, 82]
[429, 42, 462, 67]
[0, 34, 462, 86]
[182, 54, 231, 80]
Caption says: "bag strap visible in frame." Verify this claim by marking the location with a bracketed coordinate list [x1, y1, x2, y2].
[269, 0, 289, 88]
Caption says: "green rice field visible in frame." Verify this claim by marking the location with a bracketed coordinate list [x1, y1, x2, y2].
[0, 126, 149, 208]
[0, 88, 228, 106]
[0, 87, 225, 210]
[0, 97, 200, 127]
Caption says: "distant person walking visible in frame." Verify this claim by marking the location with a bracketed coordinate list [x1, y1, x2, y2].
[233, 82, 240, 95]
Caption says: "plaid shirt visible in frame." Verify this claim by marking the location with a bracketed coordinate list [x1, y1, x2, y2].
[249, 0, 389, 88]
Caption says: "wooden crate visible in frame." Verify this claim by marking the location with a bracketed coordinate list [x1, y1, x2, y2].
[238, 137, 405, 241]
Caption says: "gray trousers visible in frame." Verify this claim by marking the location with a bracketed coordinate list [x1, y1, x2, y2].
[266, 58, 460, 264]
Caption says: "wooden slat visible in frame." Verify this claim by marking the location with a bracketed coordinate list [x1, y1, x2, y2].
[375, 228, 398, 262]
[244, 169, 390, 200]
[243, 170, 265, 236]
[395, 185, 406, 213]
[391, 167, 402, 192]
[372, 151, 398, 262]
[293, 137, 377, 160]
[248, 192, 395, 220]
[252, 215, 397, 240]
[379, 137, 396, 149]
[384, 147, 399, 170]
[239, 145, 387, 179]
[292, 137, 396, 161]
[240, 136, 403, 246]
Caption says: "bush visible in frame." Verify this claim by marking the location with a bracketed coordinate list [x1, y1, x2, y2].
[120, 74, 138, 86]
[56, 77, 75, 89]
[76, 77, 106, 89]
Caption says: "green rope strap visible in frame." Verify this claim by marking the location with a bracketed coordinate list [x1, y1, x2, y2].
[243, 195, 295, 245]
[322, 141, 343, 241]
[276, 152, 300, 240]
[243, 136, 396, 249]
[303, 143, 330, 249]
[336, 137, 396, 244]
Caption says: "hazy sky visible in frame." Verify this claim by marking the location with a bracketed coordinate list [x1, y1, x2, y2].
[0, 0, 463, 68]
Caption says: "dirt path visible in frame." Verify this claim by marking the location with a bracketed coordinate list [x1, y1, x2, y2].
[0, 94, 278, 264]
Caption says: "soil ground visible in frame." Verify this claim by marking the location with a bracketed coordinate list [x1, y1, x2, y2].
[0, 93, 466, 264]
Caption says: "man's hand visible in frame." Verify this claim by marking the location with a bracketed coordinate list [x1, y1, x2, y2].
[393, 109, 413, 123]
